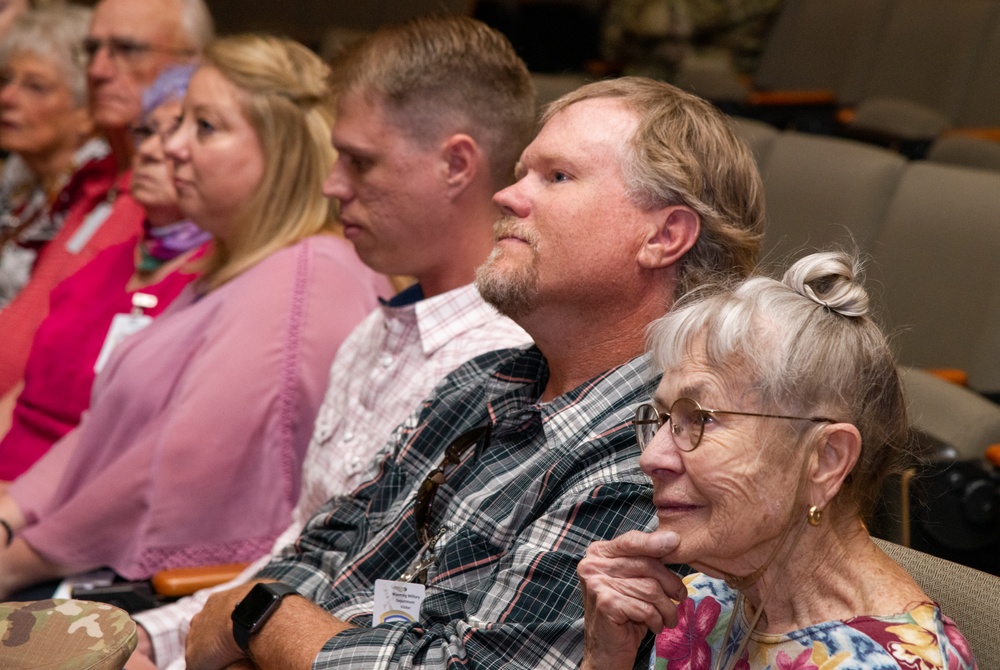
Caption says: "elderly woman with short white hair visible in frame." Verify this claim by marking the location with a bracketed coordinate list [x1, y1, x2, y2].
[578, 251, 977, 670]
[0, 3, 104, 306]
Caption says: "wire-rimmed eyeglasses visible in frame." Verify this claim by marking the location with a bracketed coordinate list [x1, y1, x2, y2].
[128, 118, 180, 147]
[75, 37, 196, 70]
[633, 398, 835, 452]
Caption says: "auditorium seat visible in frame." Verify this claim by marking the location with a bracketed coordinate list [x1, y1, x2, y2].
[728, 116, 779, 166]
[869, 161, 1000, 395]
[926, 135, 1000, 171]
[756, 131, 904, 263]
[841, 0, 998, 145]
[873, 537, 1000, 668]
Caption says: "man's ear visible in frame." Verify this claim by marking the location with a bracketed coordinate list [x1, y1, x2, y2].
[807, 423, 862, 508]
[636, 205, 700, 270]
[440, 134, 480, 196]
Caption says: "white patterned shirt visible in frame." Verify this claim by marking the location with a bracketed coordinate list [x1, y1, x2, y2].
[136, 282, 531, 668]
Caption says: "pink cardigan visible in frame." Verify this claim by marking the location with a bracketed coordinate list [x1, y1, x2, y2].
[10, 235, 390, 579]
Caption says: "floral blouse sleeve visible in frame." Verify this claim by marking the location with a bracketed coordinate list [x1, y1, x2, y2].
[651, 573, 978, 670]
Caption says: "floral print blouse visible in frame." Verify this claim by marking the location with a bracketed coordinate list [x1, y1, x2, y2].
[652, 573, 977, 670]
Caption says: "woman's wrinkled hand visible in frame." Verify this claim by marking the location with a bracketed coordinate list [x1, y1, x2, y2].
[578, 529, 686, 670]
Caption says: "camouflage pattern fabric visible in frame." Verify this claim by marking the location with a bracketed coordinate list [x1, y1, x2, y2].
[601, 0, 784, 78]
[0, 599, 137, 669]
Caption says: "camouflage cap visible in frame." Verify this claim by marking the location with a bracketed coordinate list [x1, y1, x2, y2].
[0, 598, 137, 669]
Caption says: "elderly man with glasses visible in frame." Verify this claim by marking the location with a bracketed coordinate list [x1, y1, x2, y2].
[183, 27, 767, 668]
[0, 0, 212, 402]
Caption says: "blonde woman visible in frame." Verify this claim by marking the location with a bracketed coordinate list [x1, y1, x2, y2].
[0, 34, 390, 598]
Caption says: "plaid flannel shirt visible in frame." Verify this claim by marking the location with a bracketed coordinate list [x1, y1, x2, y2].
[137, 282, 530, 669]
[258, 346, 660, 670]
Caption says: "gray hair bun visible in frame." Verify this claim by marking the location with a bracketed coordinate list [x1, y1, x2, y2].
[781, 251, 869, 318]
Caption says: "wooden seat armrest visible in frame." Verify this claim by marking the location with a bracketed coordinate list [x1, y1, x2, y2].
[151, 563, 252, 598]
[925, 368, 969, 386]
[746, 89, 837, 106]
[942, 127, 1000, 143]
[986, 444, 1000, 468]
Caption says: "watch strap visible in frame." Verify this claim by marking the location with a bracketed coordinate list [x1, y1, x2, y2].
[232, 582, 301, 654]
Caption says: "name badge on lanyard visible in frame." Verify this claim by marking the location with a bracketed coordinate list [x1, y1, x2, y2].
[373, 580, 425, 625]
[94, 292, 158, 373]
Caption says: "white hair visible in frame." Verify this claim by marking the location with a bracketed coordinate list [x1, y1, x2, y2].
[1, 3, 92, 105]
[648, 250, 908, 517]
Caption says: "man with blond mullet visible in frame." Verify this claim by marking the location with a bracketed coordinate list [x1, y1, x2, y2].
[0, 0, 212, 398]
[184, 46, 765, 670]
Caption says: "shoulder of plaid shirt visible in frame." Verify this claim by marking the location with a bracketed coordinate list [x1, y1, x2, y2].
[239, 344, 661, 670]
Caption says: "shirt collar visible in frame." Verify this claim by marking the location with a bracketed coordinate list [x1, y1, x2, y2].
[381, 283, 515, 357]
[481, 348, 659, 450]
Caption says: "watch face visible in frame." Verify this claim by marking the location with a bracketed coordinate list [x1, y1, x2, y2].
[232, 585, 281, 630]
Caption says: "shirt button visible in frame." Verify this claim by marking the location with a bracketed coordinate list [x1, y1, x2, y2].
[343, 431, 354, 443]
[379, 353, 393, 368]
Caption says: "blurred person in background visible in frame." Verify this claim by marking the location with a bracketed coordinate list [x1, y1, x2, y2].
[0, 65, 210, 481]
[0, 3, 103, 307]
[0, 0, 27, 41]
[0, 34, 390, 599]
[0, 0, 212, 410]
[601, 0, 782, 80]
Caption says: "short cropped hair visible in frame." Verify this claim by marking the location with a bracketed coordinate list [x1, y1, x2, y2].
[648, 250, 908, 519]
[328, 15, 536, 191]
[197, 34, 336, 291]
[0, 3, 92, 106]
[545, 77, 765, 297]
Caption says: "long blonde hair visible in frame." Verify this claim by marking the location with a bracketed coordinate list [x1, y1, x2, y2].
[197, 34, 337, 291]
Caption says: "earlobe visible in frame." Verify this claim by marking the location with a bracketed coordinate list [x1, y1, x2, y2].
[809, 424, 862, 507]
[637, 205, 701, 270]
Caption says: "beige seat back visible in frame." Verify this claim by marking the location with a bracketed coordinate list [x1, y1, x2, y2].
[753, 0, 894, 101]
[869, 161, 1000, 395]
[873, 537, 1000, 669]
[758, 131, 904, 263]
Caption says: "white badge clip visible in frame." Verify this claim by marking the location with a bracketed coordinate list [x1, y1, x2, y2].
[66, 201, 113, 254]
[373, 579, 425, 626]
[94, 292, 157, 373]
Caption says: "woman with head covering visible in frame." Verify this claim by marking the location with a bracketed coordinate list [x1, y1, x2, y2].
[0, 34, 391, 597]
[0, 65, 209, 481]
[0, 3, 105, 306]
[578, 251, 977, 669]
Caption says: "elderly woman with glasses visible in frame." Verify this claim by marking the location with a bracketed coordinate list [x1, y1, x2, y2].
[0, 3, 105, 308]
[578, 251, 976, 670]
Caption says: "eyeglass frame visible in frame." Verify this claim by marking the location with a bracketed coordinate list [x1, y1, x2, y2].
[128, 117, 180, 147]
[633, 397, 835, 452]
[0, 69, 62, 98]
[413, 422, 493, 548]
[75, 37, 196, 70]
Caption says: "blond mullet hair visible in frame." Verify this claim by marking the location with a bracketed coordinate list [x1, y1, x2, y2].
[545, 77, 765, 299]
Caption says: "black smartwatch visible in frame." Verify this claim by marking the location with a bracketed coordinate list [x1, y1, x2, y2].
[231, 582, 301, 653]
